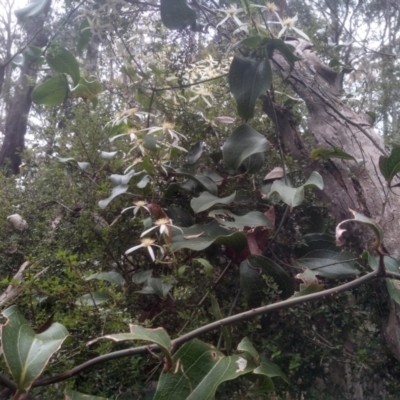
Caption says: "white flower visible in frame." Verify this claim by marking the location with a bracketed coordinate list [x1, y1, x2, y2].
[138, 122, 186, 142]
[140, 218, 183, 238]
[121, 200, 149, 216]
[268, 13, 310, 40]
[125, 238, 164, 262]
[189, 86, 215, 107]
[251, 2, 281, 21]
[216, 7, 245, 28]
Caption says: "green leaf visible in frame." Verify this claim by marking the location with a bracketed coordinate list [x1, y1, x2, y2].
[208, 209, 273, 230]
[76, 292, 112, 306]
[240, 259, 266, 307]
[368, 255, 400, 305]
[154, 339, 256, 400]
[254, 356, 289, 384]
[77, 19, 92, 55]
[336, 209, 383, 249]
[160, 0, 196, 30]
[171, 220, 247, 253]
[264, 38, 302, 69]
[269, 171, 324, 207]
[237, 36, 262, 48]
[54, 156, 89, 171]
[223, 124, 269, 171]
[85, 272, 125, 286]
[237, 337, 259, 361]
[248, 255, 294, 299]
[210, 295, 232, 350]
[379, 145, 400, 186]
[194, 258, 214, 277]
[186, 142, 206, 164]
[310, 147, 357, 162]
[1, 306, 69, 391]
[70, 77, 103, 104]
[132, 270, 153, 285]
[191, 191, 236, 213]
[32, 74, 69, 106]
[138, 278, 174, 299]
[292, 269, 324, 297]
[46, 45, 80, 86]
[98, 185, 129, 209]
[240, 151, 265, 174]
[175, 168, 218, 196]
[89, 325, 172, 368]
[229, 57, 272, 120]
[15, 0, 50, 21]
[65, 389, 110, 400]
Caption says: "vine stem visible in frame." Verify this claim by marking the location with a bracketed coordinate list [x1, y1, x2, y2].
[32, 267, 390, 388]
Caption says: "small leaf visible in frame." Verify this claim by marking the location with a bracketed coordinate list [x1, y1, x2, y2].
[55, 156, 89, 171]
[77, 19, 92, 55]
[223, 124, 269, 171]
[254, 356, 289, 384]
[132, 270, 153, 285]
[46, 45, 80, 86]
[2, 306, 69, 391]
[229, 57, 272, 120]
[186, 142, 206, 164]
[269, 171, 324, 207]
[160, 0, 196, 30]
[191, 191, 236, 213]
[237, 337, 259, 360]
[292, 269, 324, 297]
[99, 151, 118, 160]
[32, 74, 68, 106]
[195, 258, 213, 277]
[264, 38, 302, 69]
[65, 389, 110, 400]
[175, 168, 218, 196]
[210, 295, 232, 350]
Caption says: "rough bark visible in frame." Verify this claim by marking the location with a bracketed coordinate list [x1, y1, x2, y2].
[0, 13, 50, 175]
[264, 38, 400, 398]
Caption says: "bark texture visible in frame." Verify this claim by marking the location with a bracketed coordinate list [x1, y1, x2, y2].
[264, 38, 400, 398]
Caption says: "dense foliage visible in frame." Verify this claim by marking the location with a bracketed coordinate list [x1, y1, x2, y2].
[2, 1, 400, 399]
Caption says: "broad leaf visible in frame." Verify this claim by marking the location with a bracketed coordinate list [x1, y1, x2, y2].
[15, 0, 50, 21]
[336, 209, 383, 249]
[171, 220, 247, 252]
[191, 191, 236, 213]
[254, 356, 289, 384]
[240, 151, 265, 174]
[98, 185, 129, 209]
[195, 258, 214, 277]
[379, 145, 400, 186]
[55, 156, 89, 171]
[269, 171, 324, 207]
[175, 168, 218, 196]
[229, 57, 272, 120]
[154, 339, 256, 400]
[237, 337, 259, 361]
[208, 209, 273, 230]
[137, 278, 174, 299]
[223, 124, 269, 171]
[132, 269, 153, 285]
[85, 272, 125, 286]
[65, 389, 109, 400]
[46, 45, 80, 86]
[32, 74, 69, 106]
[310, 146, 357, 162]
[77, 19, 92, 55]
[240, 259, 267, 307]
[186, 141, 206, 164]
[76, 292, 112, 306]
[264, 38, 302, 69]
[160, 0, 196, 30]
[1, 306, 69, 391]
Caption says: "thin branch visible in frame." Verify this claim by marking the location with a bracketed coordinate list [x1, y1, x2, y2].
[33, 268, 383, 387]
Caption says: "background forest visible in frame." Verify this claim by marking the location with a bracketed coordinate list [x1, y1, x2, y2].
[2, 0, 400, 399]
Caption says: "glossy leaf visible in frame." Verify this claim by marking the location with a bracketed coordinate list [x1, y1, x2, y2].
[175, 168, 218, 196]
[186, 141, 206, 164]
[195, 258, 214, 277]
[46, 45, 80, 86]
[191, 191, 236, 213]
[171, 220, 247, 252]
[237, 337, 259, 361]
[1, 306, 69, 391]
[208, 209, 273, 230]
[379, 145, 400, 186]
[160, 0, 196, 30]
[264, 38, 302, 69]
[240, 151, 265, 174]
[269, 171, 324, 207]
[254, 356, 289, 384]
[98, 184, 129, 209]
[32, 74, 69, 106]
[229, 57, 272, 120]
[132, 269, 153, 285]
[223, 124, 269, 171]
[154, 339, 256, 400]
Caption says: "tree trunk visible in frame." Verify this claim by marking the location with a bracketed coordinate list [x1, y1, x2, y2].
[264, 38, 400, 398]
[0, 13, 50, 175]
